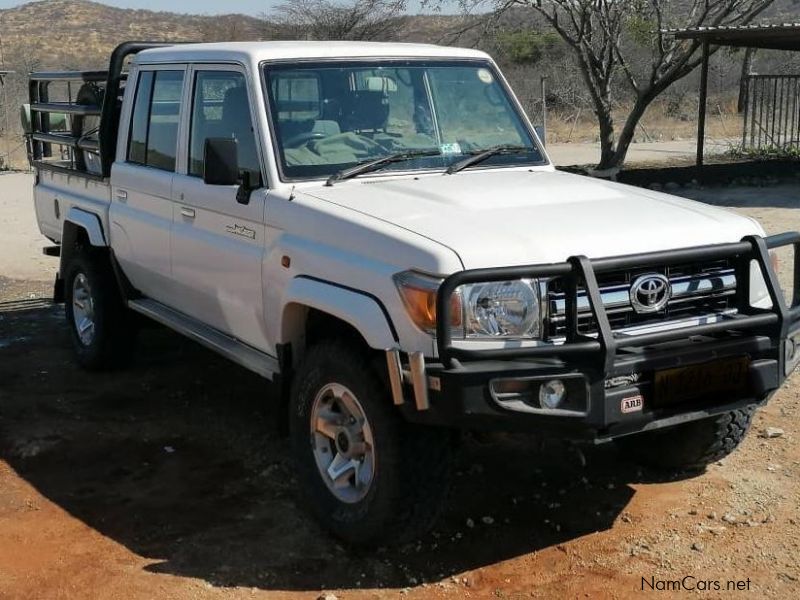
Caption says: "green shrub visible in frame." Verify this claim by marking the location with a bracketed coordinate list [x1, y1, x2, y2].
[495, 30, 563, 65]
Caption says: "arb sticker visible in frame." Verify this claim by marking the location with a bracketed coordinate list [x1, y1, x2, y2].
[621, 395, 643, 414]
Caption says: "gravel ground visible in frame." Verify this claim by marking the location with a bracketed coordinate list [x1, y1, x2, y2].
[1, 175, 799, 599]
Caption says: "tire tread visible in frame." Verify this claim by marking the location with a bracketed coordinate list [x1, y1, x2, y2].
[616, 406, 756, 471]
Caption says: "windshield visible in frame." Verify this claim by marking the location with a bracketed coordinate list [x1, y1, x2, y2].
[264, 60, 545, 181]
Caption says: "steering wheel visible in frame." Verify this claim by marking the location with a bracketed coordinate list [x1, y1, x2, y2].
[285, 132, 326, 147]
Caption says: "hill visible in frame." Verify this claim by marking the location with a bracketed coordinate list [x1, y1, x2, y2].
[0, 0, 265, 70]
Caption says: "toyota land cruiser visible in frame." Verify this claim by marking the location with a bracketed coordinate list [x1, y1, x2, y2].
[24, 41, 800, 546]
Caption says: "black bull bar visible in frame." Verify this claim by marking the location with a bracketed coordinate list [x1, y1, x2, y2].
[435, 233, 800, 372]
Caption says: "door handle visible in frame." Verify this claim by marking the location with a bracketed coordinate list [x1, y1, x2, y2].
[115, 189, 128, 201]
[180, 207, 196, 219]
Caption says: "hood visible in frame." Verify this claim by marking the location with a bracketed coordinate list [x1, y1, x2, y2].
[301, 169, 764, 270]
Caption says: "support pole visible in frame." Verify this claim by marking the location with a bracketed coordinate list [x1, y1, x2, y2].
[540, 75, 547, 145]
[697, 41, 710, 170]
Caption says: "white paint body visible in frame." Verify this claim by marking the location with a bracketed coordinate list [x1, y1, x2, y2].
[33, 41, 766, 369]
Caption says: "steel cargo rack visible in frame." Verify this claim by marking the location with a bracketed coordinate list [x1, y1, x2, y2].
[25, 42, 170, 179]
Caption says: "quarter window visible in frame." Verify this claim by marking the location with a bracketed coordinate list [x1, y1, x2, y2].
[126, 70, 184, 171]
[189, 70, 261, 184]
[127, 71, 153, 165]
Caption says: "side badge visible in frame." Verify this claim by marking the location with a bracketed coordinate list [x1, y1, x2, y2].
[621, 395, 643, 414]
[225, 223, 256, 240]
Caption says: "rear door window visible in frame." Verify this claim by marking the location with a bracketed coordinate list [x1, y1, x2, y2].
[127, 69, 185, 171]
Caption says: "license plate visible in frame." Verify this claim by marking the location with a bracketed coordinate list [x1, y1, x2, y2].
[654, 357, 749, 406]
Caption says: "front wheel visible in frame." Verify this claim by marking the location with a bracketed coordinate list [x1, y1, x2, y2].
[615, 406, 756, 471]
[289, 341, 456, 547]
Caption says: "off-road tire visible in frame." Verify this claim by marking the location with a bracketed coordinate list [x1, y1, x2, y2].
[63, 248, 135, 370]
[615, 406, 756, 471]
[289, 340, 456, 547]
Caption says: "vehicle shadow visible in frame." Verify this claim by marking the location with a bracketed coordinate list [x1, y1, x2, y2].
[676, 183, 800, 209]
[0, 302, 696, 592]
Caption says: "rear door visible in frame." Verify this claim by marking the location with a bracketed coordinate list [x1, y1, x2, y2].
[110, 65, 186, 304]
[170, 64, 269, 351]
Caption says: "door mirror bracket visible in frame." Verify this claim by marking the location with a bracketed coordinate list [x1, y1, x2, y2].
[236, 170, 253, 205]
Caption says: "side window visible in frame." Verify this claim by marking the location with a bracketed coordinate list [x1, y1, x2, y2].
[189, 70, 261, 185]
[126, 70, 184, 171]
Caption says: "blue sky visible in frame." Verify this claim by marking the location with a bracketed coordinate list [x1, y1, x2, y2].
[0, 0, 450, 16]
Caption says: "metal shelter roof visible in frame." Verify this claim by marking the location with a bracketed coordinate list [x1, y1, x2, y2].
[660, 23, 800, 170]
[665, 23, 800, 51]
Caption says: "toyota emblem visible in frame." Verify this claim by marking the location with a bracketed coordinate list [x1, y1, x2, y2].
[630, 274, 671, 314]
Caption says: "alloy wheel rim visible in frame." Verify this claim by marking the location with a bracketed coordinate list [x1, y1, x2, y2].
[72, 273, 96, 346]
[310, 382, 376, 503]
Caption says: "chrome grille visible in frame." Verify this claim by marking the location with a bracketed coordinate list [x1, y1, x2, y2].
[546, 259, 737, 338]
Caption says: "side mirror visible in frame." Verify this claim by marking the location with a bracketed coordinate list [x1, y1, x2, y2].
[203, 138, 239, 186]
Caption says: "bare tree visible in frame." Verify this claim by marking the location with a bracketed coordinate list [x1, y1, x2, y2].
[498, 0, 774, 169]
[268, 0, 407, 41]
[199, 18, 242, 42]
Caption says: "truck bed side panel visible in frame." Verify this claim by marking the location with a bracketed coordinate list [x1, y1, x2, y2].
[34, 169, 111, 244]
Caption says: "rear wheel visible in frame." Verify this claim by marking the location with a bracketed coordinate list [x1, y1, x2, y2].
[615, 406, 756, 471]
[63, 249, 136, 369]
[290, 340, 456, 547]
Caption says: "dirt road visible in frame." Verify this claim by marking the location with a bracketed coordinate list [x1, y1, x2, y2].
[1, 178, 799, 599]
[545, 139, 735, 168]
[0, 173, 56, 282]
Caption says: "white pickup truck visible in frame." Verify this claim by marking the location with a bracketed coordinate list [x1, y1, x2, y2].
[25, 41, 800, 546]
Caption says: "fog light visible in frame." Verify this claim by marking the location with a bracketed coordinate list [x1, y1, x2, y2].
[539, 379, 567, 409]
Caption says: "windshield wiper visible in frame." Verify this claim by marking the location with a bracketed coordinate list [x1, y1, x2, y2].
[325, 149, 441, 186]
[445, 145, 532, 175]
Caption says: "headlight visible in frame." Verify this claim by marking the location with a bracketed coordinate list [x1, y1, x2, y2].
[462, 279, 540, 338]
[394, 271, 541, 339]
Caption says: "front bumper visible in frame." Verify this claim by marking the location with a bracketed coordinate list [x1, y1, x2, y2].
[386, 233, 800, 442]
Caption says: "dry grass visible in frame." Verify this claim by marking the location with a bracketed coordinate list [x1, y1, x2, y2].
[543, 96, 744, 146]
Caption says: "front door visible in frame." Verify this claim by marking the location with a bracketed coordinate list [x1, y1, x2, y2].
[170, 66, 269, 351]
[109, 66, 185, 305]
